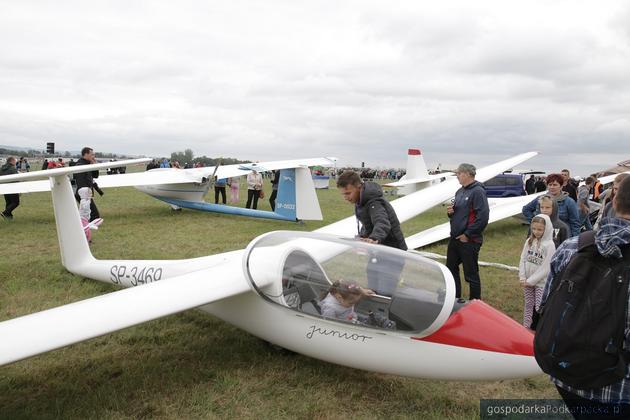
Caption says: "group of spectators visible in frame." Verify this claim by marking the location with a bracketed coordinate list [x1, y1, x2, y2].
[145, 158, 280, 211]
[146, 158, 206, 170]
[338, 164, 630, 415]
[519, 170, 630, 415]
[41, 157, 75, 170]
[335, 167, 407, 181]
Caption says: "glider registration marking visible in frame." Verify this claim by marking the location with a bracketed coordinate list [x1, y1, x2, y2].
[110, 265, 164, 285]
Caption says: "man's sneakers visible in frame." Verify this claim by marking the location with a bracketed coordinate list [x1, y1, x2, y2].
[0, 212, 12, 221]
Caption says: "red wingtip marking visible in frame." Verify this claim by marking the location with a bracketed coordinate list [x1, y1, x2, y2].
[413, 300, 534, 356]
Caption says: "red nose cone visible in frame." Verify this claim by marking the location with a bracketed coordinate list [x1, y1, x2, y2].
[408, 149, 421, 156]
[413, 300, 534, 356]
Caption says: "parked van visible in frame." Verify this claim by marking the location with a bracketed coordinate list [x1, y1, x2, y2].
[483, 173, 526, 198]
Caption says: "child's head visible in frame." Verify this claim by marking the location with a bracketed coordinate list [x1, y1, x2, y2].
[78, 187, 92, 200]
[329, 281, 363, 308]
[530, 216, 546, 239]
[538, 195, 554, 217]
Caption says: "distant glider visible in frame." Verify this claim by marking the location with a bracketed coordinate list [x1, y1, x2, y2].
[0, 157, 337, 222]
[384, 149, 454, 195]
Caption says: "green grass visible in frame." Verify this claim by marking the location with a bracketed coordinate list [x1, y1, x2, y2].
[0, 182, 557, 419]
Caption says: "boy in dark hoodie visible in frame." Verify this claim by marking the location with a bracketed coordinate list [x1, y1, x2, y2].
[0, 157, 19, 220]
[337, 170, 407, 295]
[538, 195, 569, 248]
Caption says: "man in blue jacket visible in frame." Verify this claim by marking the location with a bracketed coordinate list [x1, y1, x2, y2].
[446, 163, 489, 300]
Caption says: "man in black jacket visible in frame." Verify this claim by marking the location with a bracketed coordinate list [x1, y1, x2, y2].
[74, 147, 100, 221]
[561, 169, 578, 202]
[446, 163, 489, 300]
[337, 171, 407, 295]
[0, 157, 19, 220]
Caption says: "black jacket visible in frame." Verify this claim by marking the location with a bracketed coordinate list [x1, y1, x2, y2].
[0, 162, 18, 177]
[355, 182, 407, 250]
[73, 158, 99, 189]
[448, 180, 489, 244]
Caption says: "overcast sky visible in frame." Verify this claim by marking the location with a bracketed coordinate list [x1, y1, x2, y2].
[1, 1, 628, 175]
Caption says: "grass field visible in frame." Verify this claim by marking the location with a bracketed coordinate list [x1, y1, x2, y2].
[0, 180, 558, 419]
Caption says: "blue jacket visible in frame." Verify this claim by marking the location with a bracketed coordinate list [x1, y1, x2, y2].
[448, 180, 489, 244]
[522, 192, 580, 237]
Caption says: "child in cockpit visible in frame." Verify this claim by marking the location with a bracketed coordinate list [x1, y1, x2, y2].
[320, 281, 373, 322]
[320, 281, 395, 329]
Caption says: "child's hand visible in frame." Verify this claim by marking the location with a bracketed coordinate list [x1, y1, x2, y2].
[361, 288, 375, 296]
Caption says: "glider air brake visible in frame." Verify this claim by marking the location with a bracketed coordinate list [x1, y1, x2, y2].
[0, 157, 337, 222]
[0, 152, 542, 381]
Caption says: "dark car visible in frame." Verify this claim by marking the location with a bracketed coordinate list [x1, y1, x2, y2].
[483, 173, 526, 198]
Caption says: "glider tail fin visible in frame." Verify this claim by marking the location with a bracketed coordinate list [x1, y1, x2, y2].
[405, 148, 429, 180]
[50, 175, 96, 271]
[274, 168, 323, 221]
[397, 148, 431, 195]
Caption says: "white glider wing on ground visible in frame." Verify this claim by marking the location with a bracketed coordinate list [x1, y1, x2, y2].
[0, 152, 542, 381]
[405, 192, 546, 249]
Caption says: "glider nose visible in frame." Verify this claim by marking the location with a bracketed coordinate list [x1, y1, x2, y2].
[415, 299, 534, 356]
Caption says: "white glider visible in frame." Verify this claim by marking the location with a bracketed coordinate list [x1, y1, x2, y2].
[0, 157, 337, 222]
[0, 152, 541, 381]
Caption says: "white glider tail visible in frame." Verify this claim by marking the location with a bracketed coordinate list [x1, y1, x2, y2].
[0, 161, 254, 365]
[384, 149, 453, 195]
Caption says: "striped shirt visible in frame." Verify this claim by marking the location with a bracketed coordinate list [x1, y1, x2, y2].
[541, 217, 630, 403]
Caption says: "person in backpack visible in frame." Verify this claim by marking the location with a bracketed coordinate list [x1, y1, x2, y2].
[540, 176, 630, 415]
[446, 163, 489, 300]
[337, 170, 407, 296]
[518, 214, 555, 329]
[538, 195, 569, 248]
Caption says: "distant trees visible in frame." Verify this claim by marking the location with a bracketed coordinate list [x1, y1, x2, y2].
[169, 149, 248, 167]
[170, 149, 194, 165]
[0, 147, 40, 157]
[95, 152, 121, 159]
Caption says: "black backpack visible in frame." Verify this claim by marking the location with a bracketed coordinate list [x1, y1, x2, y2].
[534, 230, 630, 390]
